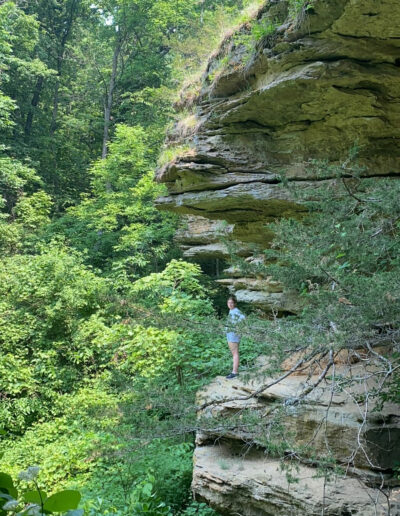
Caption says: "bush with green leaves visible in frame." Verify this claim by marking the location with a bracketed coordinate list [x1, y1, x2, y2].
[53, 124, 178, 281]
[0, 381, 120, 488]
[78, 434, 213, 515]
[130, 259, 214, 316]
[0, 466, 82, 516]
[0, 155, 48, 254]
[0, 244, 111, 433]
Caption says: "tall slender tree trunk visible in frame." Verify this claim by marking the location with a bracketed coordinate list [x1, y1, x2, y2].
[50, 0, 78, 135]
[24, 76, 44, 140]
[102, 38, 121, 159]
[50, 80, 60, 135]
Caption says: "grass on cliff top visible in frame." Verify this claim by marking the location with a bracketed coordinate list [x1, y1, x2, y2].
[157, 144, 195, 168]
[171, 0, 266, 108]
[206, 0, 316, 83]
[162, 0, 315, 169]
[173, 0, 314, 104]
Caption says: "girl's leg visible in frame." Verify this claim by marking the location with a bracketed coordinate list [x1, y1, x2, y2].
[228, 341, 239, 374]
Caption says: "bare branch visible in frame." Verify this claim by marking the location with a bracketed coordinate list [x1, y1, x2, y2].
[197, 347, 326, 412]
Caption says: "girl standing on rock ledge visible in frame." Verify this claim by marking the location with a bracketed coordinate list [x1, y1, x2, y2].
[225, 295, 245, 379]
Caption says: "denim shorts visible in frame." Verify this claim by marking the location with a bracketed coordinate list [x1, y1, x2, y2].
[226, 332, 241, 343]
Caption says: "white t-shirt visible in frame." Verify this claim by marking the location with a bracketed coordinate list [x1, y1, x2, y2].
[226, 307, 245, 332]
[228, 307, 245, 324]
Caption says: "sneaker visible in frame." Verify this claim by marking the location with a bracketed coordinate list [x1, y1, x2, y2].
[226, 373, 238, 379]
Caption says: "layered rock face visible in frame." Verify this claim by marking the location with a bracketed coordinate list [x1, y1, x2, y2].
[156, 0, 400, 311]
[193, 354, 400, 515]
[154, 1, 400, 513]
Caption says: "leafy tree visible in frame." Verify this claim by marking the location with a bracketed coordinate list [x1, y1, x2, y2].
[0, 2, 255, 515]
[54, 124, 178, 280]
[0, 244, 109, 432]
[91, 0, 199, 157]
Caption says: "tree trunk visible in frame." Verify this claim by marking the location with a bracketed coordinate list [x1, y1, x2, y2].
[50, 80, 60, 135]
[50, 0, 78, 135]
[24, 75, 44, 140]
[102, 38, 121, 159]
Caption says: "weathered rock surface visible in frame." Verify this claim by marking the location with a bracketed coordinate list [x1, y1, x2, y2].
[216, 277, 301, 313]
[154, 2, 400, 513]
[193, 444, 396, 516]
[155, 0, 400, 310]
[193, 353, 400, 515]
[153, 1, 400, 512]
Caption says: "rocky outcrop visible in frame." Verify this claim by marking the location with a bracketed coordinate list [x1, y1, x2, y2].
[153, 1, 400, 513]
[193, 354, 400, 515]
[155, 0, 400, 311]
[193, 445, 400, 515]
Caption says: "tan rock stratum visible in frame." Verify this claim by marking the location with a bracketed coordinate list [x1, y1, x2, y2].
[194, 354, 400, 515]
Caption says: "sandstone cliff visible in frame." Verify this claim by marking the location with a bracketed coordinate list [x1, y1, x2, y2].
[155, 0, 400, 513]
[155, 0, 400, 312]
[193, 353, 400, 515]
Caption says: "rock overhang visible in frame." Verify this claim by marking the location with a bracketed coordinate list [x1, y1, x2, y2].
[154, 0, 400, 312]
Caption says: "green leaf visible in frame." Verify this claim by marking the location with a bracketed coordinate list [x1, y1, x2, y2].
[142, 482, 153, 497]
[43, 490, 81, 513]
[65, 510, 84, 516]
[0, 474, 13, 491]
[23, 490, 47, 505]
[0, 473, 17, 499]
[0, 493, 14, 513]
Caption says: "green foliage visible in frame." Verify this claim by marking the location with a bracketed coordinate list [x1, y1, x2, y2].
[157, 145, 194, 168]
[126, 474, 172, 515]
[131, 259, 213, 315]
[0, 156, 41, 210]
[54, 125, 178, 280]
[0, 94, 16, 131]
[0, 1, 253, 515]
[0, 1, 45, 100]
[0, 244, 109, 432]
[0, 466, 82, 515]
[14, 192, 53, 230]
[287, 0, 315, 19]
[206, 2, 282, 80]
[115, 324, 180, 379]
[179, 501, 217, 515]
[80, 433, 204, 515]
[0, 382, 119, 489]
[251, 19, 277, 41]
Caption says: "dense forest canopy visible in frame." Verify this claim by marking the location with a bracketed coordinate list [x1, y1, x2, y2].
[0, 0, 399, 514]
